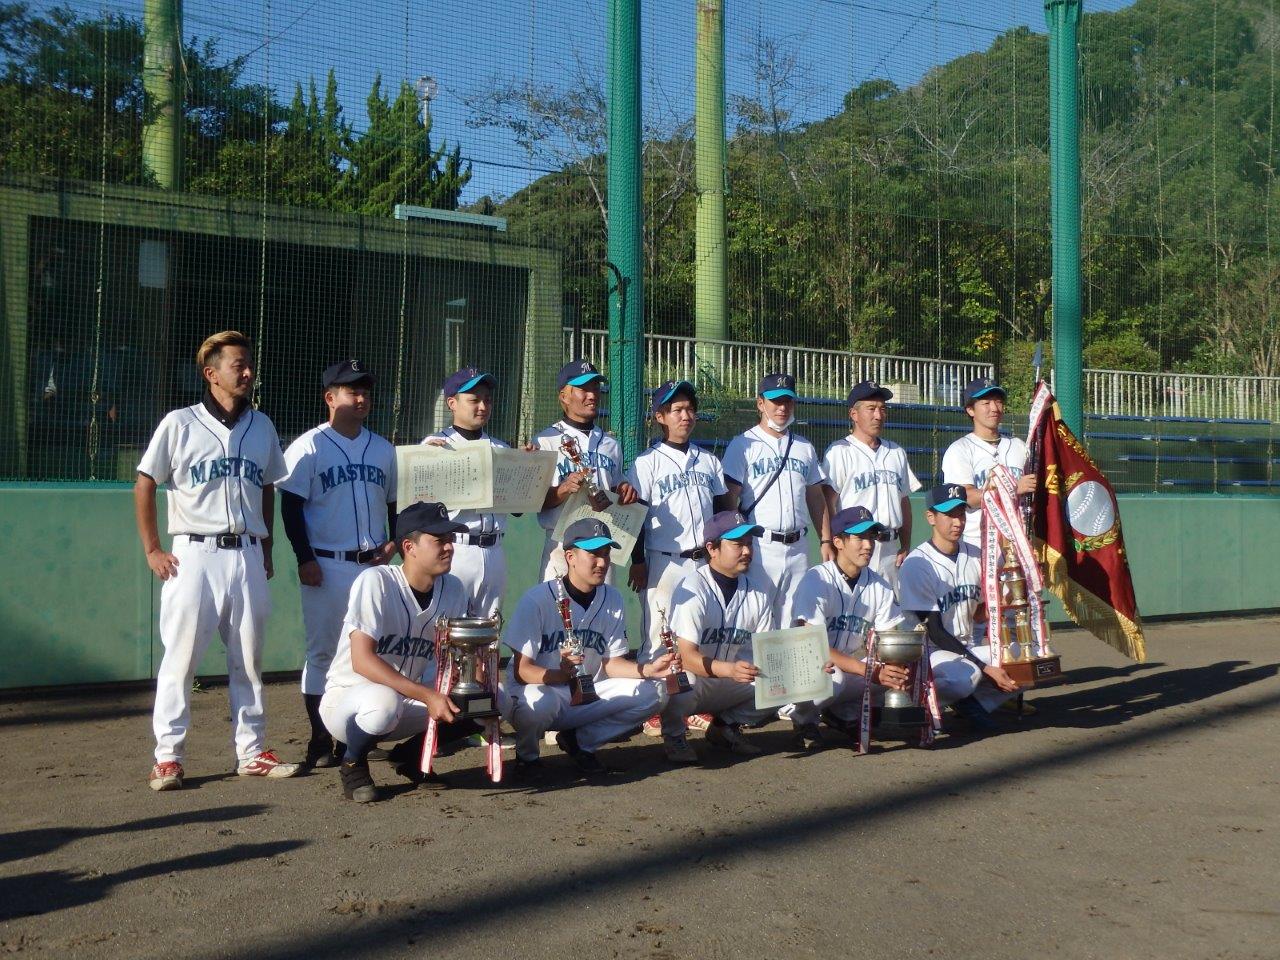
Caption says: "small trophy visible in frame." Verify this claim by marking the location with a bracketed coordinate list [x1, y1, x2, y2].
[996, 542, 1062, 688]
[559, 434, 603, 500]
[655, 605, 692, 695]
[555, 581, 600, 706]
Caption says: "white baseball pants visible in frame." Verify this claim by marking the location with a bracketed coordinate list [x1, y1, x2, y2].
[638, 550, 702, 664]
[929, 643, 1014, 713]
[789, 665, 870, 727]
[509, 676, 659, 761]
[658, 675, 778, 739]
[449, 541, 507, 617]
[750, 536, 808, 615]
[299, 557, 362, 695]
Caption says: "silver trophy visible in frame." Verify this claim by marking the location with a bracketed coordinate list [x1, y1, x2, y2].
[437, 616, 502, 719]
[872, 624, 928, 736]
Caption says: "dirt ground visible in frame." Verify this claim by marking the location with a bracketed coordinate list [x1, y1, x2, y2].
[2, 617, 1278, 960]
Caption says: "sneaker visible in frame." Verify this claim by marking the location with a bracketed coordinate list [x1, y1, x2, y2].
[642, 715, 663, 738]
[305, 733, 338, 769]
[685, 713, 713, 733]
[339, 761, 378, 802]
[820, 709, 860, 738]
[792, 723, 824, 752]
[236, 750, 302, 778]
[149, 761, 184, 791]
[705, 722, 761, 756]
[466, 732, 516, 751]
[663, 734, 699, 765]
[998, 698, 1038, 717]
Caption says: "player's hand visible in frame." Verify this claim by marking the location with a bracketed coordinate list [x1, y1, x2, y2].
[373, 541, 397, 566]
[298, 560, 323, 587]
[424, 689, 460, 723]
[522, 442, 536, 452]
[875, 662, 911, 690]
[616, 482, 638, 506]
[1016, 474, 1037, 495]
[423, 437, 449, 448]
[645, 652, 676, 677]
[819, 540, 836, 563]
[559, 650, 585, 673]
[559, 471, 586, 497]
[263, 549, 275, 580]
[895, 548, 908, 568]
[983, 664, 1020, 693]
[823, 658, 836, 675]
[146, 547, 179, 581]
[628, 562, 647, 593]
[729, 660, 760, 684]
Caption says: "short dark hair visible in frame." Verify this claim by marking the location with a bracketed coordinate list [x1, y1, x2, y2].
[654, 394, 699, 436]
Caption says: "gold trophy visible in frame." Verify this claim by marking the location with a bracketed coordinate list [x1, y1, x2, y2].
[655, 606, 692, 695]
[996, 542, 1062, 687]
[555, 581, 600, 706]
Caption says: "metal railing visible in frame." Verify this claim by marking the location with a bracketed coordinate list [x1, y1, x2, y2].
[564, 328, 1280, 422]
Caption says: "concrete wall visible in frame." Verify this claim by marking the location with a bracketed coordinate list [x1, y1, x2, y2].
[0, 483, 1275, 690]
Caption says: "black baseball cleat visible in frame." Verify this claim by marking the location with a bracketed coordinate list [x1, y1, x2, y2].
[951, 696, 1000, 734]
[820, 709, 860, 739]
[305, 733, 338, 769]
[339, 760, 378, 803]
[510, 756, 546, 782]
[555, 729, 610, 775]
[387, 734, 438, 785]
[792, 723, 824, 752]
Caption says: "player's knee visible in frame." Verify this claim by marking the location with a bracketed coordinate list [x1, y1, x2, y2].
[354, 686, 403, 736]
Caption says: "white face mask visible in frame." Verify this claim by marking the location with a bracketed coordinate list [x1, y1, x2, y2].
[766, 414, 795, 432]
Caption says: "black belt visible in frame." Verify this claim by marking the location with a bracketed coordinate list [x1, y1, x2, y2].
[763, 526, 806, 545]
[459, 532, 502, 547]
[314, 547, 381, 564]
[657, 548, 707, 561]
[875, 527, 899, 543]
[186, 533, 258, 549]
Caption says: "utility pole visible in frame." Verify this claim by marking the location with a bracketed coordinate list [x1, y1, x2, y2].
[142, 0, 183, 189]
[695, 0, 727, 378]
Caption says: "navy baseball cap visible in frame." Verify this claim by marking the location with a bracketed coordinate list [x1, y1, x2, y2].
[442, 366, 496, 397]
[323, 359, 375, 388]
[926, 483, 968, 513]
[831, 505, 885, 537]
[557, 359, 606, 390]
[563, 517, 620, 552]
[650, 379, 696, 414]
[395, 501, 468, 541]
[703, 510, 763, 544]
[847, 380, 893, 405]
[961, 377, 1006, 406]
[758, 372, 797, 400]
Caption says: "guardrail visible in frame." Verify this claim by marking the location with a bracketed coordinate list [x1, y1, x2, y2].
[1082, 368, 1280, 421]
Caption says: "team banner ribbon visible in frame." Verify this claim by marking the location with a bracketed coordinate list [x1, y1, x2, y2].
[981, 464, 1049, 664]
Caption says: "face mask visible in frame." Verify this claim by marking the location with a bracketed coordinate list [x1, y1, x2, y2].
[766, 413, 795, 432]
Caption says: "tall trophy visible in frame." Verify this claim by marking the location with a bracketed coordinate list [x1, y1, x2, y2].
[995, 542, 1062, 688]
[655, 605, 692, 695]
[871, 625, 928, 736]
[555, 581, 600, 705]
[420, 615, 504, 782]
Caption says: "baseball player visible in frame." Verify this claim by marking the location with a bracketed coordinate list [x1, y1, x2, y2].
[277, 360, 397, 769]
[422, 367, 511, 617]
[822, 380, 921, 589]
[897, 484, 1020, 731]
[135, 330, 299, 791]
[625, 379, 729, 658]
[533, 359, 637, 580]
[505, 518, 673, 776]
[941, 377, 1037, 548]
[787, 506, 911, 749]
[657, 511, 779, 764]
[319, 501, 472, 802]
[722, 372, 829, 612]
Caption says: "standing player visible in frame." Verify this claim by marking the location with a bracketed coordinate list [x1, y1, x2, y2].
[722, 372, 830, 609]
[787, 506, 910, 749]
[625, 379, 729, 658]
[533, 359, 637, 580]
[822, 380, 921, 589]
[422, 367, 510, 617]
[278, 359, 396, 769]
[897, 484, 1020, 730]
[657, 511, 779, 763]
[505, 518, 672, 776]
[941, 377, 1036, 548]
[318, 501, 471, 803]
[135, 330, 299, 790]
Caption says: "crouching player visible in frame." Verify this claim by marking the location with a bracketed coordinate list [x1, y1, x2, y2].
[319, 501, 474, 802]
[786, 506, 911, 750]
[658, 511, 779, 763]
[505, 519, 674, 777]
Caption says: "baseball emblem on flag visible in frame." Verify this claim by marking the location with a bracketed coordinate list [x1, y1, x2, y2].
[1066, 480, 1115, 539]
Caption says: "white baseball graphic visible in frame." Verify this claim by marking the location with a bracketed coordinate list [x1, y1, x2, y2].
[1067, 480, 1115, 538]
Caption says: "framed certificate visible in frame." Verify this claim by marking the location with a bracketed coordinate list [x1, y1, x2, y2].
[751, 624, 833, 710]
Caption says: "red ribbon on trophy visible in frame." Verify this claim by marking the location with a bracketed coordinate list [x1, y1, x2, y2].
[856, 629, 942, 754]
[981, 464, 1049, 667]
[420, 619, 504, 783]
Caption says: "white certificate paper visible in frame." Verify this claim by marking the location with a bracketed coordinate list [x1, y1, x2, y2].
[395, 445, 556, 514]
[551, 489, 648, 566]
[752, 623, 833, 710]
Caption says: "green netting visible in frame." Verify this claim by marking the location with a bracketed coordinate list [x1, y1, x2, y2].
[1, 0, 1278, 492]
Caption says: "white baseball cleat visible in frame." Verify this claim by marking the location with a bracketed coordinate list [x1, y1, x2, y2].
[236, 750, 302, 778]
[149, 761, 184, 791]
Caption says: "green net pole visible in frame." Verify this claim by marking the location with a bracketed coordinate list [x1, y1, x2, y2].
[142, 0, 183, 190]
[608, 0, 645, 464]
[1045, 0, 1083, 432]
[694, 0, 726, 377]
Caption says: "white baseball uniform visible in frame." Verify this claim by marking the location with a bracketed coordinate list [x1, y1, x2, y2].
[941, 432, 1028, 547]
[722, 426, 826, 606]
[533, 420, 624, 580]
[626, 439, 727, 661]
[504, 579, 660, 761]
[319, 566, 472, 747]
[898, 539, 1012, 712]
[138, 400, 287, 764]
[278, 423, 396, 695]
[422, 427, 510, 617]
[658, 566, 778, 739]
[787, 561, 904, 726]
[823, 435, 921, 587]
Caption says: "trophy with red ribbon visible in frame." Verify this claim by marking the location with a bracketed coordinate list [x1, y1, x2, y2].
[859, 623, 942, 753]
[655, 605, 692, 695]
[555, 581, 600, 706]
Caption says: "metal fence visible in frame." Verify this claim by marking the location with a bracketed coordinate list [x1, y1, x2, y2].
[1081, 369, 1280, 423]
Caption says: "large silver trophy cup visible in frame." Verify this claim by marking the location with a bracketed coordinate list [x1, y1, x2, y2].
[873, 624, 928, 736]
[439, 616, 502, 719]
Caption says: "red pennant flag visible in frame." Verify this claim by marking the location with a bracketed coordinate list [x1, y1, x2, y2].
[1026, 383, 1147, 661]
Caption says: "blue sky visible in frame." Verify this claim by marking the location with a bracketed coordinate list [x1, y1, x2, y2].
[47, 0, 1135, 203]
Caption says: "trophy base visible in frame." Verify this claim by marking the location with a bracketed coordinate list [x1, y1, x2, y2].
[1002, 655, 1063, 689]
[569, 675, 600, 706]
[874, 704, 928, 736]
[663, 673, 693, 696]
[450, 688, 500, 720]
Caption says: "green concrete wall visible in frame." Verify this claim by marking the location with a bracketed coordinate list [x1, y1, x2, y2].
[0, 484, 1275, 690]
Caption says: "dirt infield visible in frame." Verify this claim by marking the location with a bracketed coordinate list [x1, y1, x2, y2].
[2, 617, 1278, 960]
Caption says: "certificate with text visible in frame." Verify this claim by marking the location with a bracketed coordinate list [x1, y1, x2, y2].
[752, 624, 833, 710]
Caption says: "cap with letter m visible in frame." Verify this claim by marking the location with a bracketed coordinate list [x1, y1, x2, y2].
[395, 501, 469, 541]
[758, 372, 797, 400]
[926, 483, 968, 513]
[702, 510, 764, 544]
[442, 366, 497, 398]
[831, 505, 885, 537]
[847, 379, 893, 405]
[323, 359, 375, 388]
[961, 377, 1006, 406]
[650, 379, 696, 414]
[557, 359, 606, 390]
[563, 517, 620, 552]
